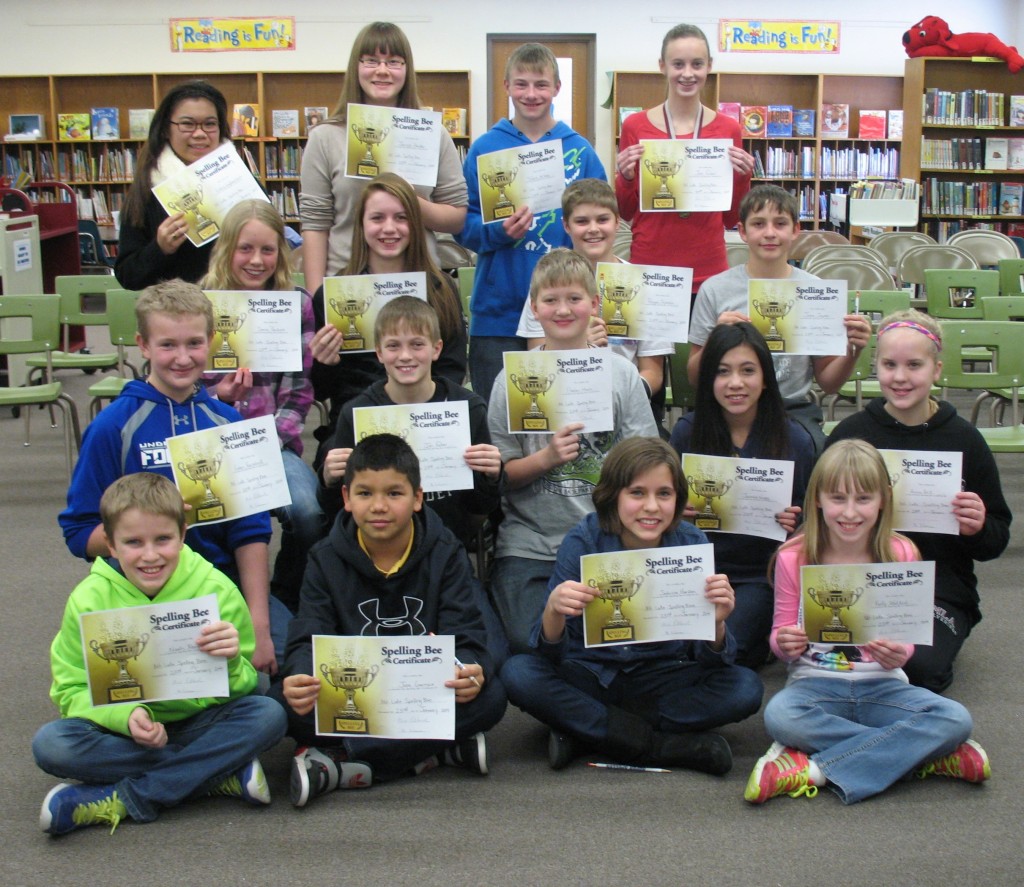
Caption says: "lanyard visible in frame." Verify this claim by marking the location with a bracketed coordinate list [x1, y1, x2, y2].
[662, 102, 702, 140]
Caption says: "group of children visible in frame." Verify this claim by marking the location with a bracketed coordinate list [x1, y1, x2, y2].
[34, 27, 1009, 836]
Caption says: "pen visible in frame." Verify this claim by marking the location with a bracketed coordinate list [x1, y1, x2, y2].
[587, 762, 671, 773]
[453, 654, 481, 688]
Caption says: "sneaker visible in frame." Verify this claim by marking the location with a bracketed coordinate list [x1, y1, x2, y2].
[744, 747, 819, 804]
[652, 730, 733, 776]
[916, 740, 991, 783]
[209, 757, 271, 805]
[444, 733, 488, 775]
[40, 783, 128, 836]
[290, 747, 371, 808]
[548, 730, 576, 771]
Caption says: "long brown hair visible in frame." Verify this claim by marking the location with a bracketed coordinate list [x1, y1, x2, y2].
[344, 173, 462, 345]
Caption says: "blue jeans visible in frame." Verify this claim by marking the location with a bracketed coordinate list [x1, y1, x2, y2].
[502, 654, 763, 743]
[488, 556, 554, 654]
[726, 579, 774, 669]
[271, 448, 326, 612]
[32, 696, 287, 822]
[763, 675, 972, 804]
[468, 335, 525, 405]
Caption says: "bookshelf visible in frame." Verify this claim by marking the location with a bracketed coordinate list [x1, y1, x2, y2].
[901, 58, 1024, 242]
[1, 71, 471, 227]
[611, 71, 904, 228]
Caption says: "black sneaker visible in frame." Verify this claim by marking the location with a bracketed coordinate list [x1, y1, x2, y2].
[547, 730, 577, 770]
[290, 746, 372, 807]
[652, 731, 733, 776]
[445, 733, 488, 775]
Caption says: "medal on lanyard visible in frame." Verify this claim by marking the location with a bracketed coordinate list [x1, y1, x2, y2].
[662, 102, 701, 219]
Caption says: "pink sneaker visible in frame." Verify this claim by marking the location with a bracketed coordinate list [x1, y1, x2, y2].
[916, 739, 991, 784]
[744, 746, 819, 804]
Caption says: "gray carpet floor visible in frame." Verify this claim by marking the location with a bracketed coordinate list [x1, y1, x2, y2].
[1, 367, 1020, 886]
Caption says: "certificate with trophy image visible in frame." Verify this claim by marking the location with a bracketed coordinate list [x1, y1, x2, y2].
[476, 140, 565, 224]
[682, 454, 794, 542]
[312, 634, 455, 739]
[748, 278, 848, 356]
[166, 416, 291, 527]
[322, 271, 426, 353]
[345, 103, 442, 187]
[80, 594, 229, 706]
[638, 139, 733, 213]
[152, 144, 269, 247]
[353, 401, 473, 493]
[800, 562, 935, 646]
[596, 262, 692, 342]
[581, 544, 716, 647]
[203, 290, 302, 374]
[880, 449, 962, 535]
[503, 348, 613, 434]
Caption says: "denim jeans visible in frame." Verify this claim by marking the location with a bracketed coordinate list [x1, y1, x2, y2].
[32, 696, 287, 822]
[488, 556, 554, 654]
[271, 448, 326, 612]
[726, 579, 775, 669]
[468, 335, 525, 405]
[502, 654, 763, 742]
[763, 675, 973, 804]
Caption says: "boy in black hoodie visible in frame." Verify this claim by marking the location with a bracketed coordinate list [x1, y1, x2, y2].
[279, 434, 507, 807]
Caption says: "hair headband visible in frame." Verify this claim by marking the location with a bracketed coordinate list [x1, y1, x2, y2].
[877, 320, 942, 352]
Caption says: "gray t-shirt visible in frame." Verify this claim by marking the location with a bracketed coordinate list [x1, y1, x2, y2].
[689, 264, 819, 403]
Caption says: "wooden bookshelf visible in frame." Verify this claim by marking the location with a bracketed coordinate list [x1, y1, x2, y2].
[610, 70, 903, 228]
[901, 57, 1024, 242]
[1, 71, 471, 226]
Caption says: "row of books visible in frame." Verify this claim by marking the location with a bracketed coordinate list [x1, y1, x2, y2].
[718, 103, 902, 140]
[922, 137, 1024, 171]
[846, 178, 920, 200]
[753, 145, 817, 179]
[820, 146, 899, 180]
[924, 219, 1024, 242]
[268, 186, 300, 220]
[922, 90, 1024, 127]
[922, 178, 1023, 217]
[264, 143, 302, 179]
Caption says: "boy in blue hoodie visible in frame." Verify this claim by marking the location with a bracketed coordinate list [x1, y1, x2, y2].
[456, 42, 606, 402]
[58, 280, 277, 673]
[35, 474, 286, 835]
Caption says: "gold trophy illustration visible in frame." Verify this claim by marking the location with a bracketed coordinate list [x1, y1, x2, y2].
[358, 417, 410, 442]
[329, 290, 374, 351]
[601, 273, 639, 337]
[166, 179, 219, 242]
[351, 119, 390, 176]
[177, 445, 226, 523]
[510, 361, 556, 431]
[686, 469, 734, 531]
[807, 575, 865, 644]
[588, 567, 644, 643]
[90, 632, 150, 703]
[212, 304, 248, 371]
[321, 660, 380, 733]
[644, 155, 683, 209]
[481, 162, 519, 220]
[752, 296, 794, 352]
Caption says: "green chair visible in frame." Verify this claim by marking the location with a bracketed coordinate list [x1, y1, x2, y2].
[0, 294, 82, 477]
[938, 320, 1024, 453]
[85, 288, 141, 418]
[292, 271, 306, 290]
[980, 295, 1024, 321]
[457, 265, 475, 320]
[997, 258, 1024, 296]
[924, 269, 1000, 319]
[665, 342, 696, 425]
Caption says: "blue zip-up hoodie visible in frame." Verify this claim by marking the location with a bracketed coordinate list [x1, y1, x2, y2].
[59, 379, 272, 573]
[456, 119, 607, 337]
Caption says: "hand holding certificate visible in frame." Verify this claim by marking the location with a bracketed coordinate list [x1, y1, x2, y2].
[880, 449, 962, 535]
[322, 272, 426, 353]
[477, 141, 566, 224]
[683, 454, 794, 541]
[596, 262, 693, 343]
[503, 349, 613, 434]
[639, 139, 733, 213]
[203, 290, 302, 373]
[748, 278, 847, 356]
[345, 103, 442, 187]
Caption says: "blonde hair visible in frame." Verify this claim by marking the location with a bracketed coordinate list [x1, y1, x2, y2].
[505, 43, 560, 83]
[328, 22, 421, 124]
[136, 279, 214, 340]
[528, 248, 597, 303]
[374, 295, 440, 343]
[203, 200, 293, 292]
[100, 473, 186, 538]
[876, 308, 942, 357]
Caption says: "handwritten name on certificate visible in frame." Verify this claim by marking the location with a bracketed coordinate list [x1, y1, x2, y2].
[167, 416, 290, 527]
[880, 449, 962, 535]
[581, 544, 716, 647]
[312, 635, 455, 739]
[800, 562, 935, 646]
[353, 402, 473, 493]
[748, 278, 847, 356]
[477, 140, 565, 224]
[322, 271, 426, 354]
[80, 594, 228, 706]
[152, 144, 269, 247]
[639, 139, 733, 213]
[683, 454, 794, 542]
[503, 349, 613, 434]
[203, 290, 301, 373]
[596, 262, 692, 343]
[345, 103, 442, 187]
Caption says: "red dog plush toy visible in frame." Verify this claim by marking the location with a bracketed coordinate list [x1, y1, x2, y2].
[903, 16, 1024, 73]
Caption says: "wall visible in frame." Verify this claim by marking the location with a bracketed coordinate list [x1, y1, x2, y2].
[2, 1, 1019, 165]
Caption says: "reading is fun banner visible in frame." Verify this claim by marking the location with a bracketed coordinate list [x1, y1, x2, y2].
[719, 20, 840, 54]
[170, 18, 295, 52]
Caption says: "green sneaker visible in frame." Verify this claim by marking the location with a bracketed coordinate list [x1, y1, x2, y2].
[209, 757, 271, 805]
[916, 740, 991, 783]
[40, 783, 128, 835]
[744, 747, 819, 804]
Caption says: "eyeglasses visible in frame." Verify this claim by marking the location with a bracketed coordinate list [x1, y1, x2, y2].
[358, 56, 406, 70]
[169, 118, 221, 134]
